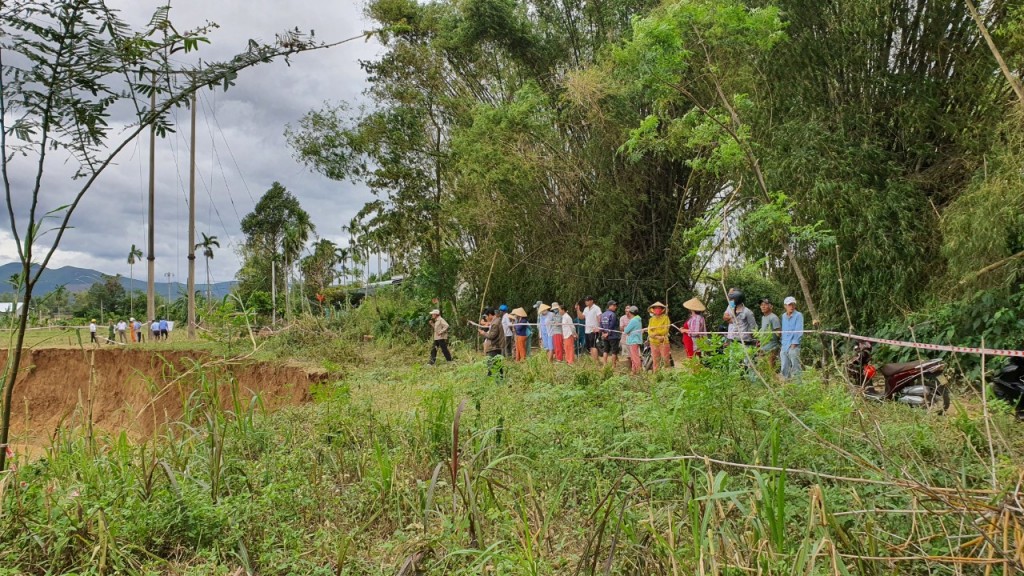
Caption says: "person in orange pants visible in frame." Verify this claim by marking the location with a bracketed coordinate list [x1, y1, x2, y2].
[511, 307, 528, 361]
[550, 302, 564, 361]
[560, 304, 576, 365]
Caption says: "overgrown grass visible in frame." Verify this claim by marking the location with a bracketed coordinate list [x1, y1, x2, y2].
[1, 339, 1022, 575]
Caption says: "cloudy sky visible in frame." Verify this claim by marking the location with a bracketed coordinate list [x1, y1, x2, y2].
[0, 0, 380, 286]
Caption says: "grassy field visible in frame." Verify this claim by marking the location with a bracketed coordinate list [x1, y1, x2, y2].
[1, 334, 1022, 575]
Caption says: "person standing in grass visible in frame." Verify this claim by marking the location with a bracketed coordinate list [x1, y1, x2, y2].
[151, 319, 160, 341]
[550, 302, 564, 362]
[780, 296, 804, 379]
[574, 301, 587, 357]
[428, 309, 453, 365]
[159, 318, 169, 340]
[679, 298, 707, 358]
[106, 321, 115, 345]
[722, 310, 736, 347]
[731, 292, 757, 347]
[116, 319, 127, 343]
[89, 319, 97, 344]
[582, 296, 602, 362]
[599, 300, 620, 369]
[499, 304, 514, 359]
[478, 307, 505, 378]
[562, 304, 577, 365]
[758, 298, 781, 368]
[647, 302, 672, 371]
[511, 307, 529, 362]
[133, 318, 143, 343]
[623, 306, 644, 374]
[536, 302, 554, 362]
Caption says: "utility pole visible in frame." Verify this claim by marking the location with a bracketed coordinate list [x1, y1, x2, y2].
[186, 89, 197, 340]
[146, 73, 157, 325]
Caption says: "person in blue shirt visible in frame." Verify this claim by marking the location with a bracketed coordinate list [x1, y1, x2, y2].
[574, 301, 586, 356]
[159, 318, 169, 340]
[512, 308, 529, 361]
[780, 296, 803, 379]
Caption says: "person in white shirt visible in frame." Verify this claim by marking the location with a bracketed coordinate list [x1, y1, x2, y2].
[116, 320, 127, 343]
[561, 307, 577, 365]
[582, 295, 602, 361]
[89, 319, 97, 344]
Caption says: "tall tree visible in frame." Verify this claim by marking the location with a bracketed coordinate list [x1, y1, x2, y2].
[127, 244, 143, 318]
[237, 182, 315, 313]
[195, 233, 220, 306]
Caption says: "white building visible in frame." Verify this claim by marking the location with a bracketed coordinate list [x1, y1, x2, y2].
[0, 302, 24, 316]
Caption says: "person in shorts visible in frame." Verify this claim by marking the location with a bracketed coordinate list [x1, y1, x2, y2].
[599, 300, 621, 368]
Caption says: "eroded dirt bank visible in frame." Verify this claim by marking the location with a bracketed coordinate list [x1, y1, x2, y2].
[1, 348, 326, 443]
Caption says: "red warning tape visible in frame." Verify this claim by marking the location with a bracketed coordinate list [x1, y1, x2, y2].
[818, 330, 1024, 358]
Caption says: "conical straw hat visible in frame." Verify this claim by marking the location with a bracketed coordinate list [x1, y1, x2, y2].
[683, 297, 706, 312]
[511, 307, 528, 317]
[648, 302, 667, 310]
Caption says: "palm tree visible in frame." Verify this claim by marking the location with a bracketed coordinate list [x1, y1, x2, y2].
[335, 246, 349, 285]
[194, 233, 220, 306]
[127, 244, 143, 317]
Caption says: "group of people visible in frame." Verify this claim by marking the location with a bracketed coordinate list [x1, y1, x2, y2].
[88, 318, 172, 345]
[458, 289, 805, 379]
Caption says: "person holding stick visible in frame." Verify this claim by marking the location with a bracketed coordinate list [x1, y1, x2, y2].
[647, 302, 672, 371]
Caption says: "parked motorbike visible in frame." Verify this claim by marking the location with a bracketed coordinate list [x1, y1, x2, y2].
[846, 340, 949, 411]
[993, 356, 1024, 419]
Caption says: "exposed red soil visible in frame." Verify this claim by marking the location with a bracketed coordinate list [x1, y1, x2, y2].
[1, 348, 326, 450]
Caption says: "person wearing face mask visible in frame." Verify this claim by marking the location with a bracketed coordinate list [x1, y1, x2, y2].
[647, 302, 672, 371]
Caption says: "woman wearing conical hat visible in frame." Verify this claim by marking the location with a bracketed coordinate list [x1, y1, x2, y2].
[511, 307, 529, 362]
[678, 297, 707, 359]
[647, 302, 672, 371]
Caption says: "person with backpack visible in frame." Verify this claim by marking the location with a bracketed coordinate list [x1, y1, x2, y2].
[599, 300, 621, 368]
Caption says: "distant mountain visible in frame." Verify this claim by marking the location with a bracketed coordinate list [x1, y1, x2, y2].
[0, 262, 236, 298]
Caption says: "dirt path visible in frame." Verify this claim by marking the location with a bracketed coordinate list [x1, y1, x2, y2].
[1, 348, 327, 454]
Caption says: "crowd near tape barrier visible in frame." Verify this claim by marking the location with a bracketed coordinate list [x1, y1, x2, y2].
[466, 320, 1024, 358]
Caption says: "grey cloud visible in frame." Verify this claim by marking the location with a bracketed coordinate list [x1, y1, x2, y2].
[1, 0, 381, 286]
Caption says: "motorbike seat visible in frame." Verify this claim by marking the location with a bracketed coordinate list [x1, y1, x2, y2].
[880, 360, 932, 377]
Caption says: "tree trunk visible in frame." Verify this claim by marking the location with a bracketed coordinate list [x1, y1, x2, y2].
[1, 264, 34, 471]
[206, 257, 211, 308]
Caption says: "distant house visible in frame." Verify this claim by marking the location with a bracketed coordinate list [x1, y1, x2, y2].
[0, 302, 24, 316]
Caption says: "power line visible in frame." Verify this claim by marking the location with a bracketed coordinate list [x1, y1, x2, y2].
[205, 89, 257, 207]
[200, 91, 248, 232]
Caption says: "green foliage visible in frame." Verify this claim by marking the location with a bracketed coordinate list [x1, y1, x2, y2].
[2, 343, 1020, 573]
[876, 286, 1024, 379]
[235, 182, 316, 319]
